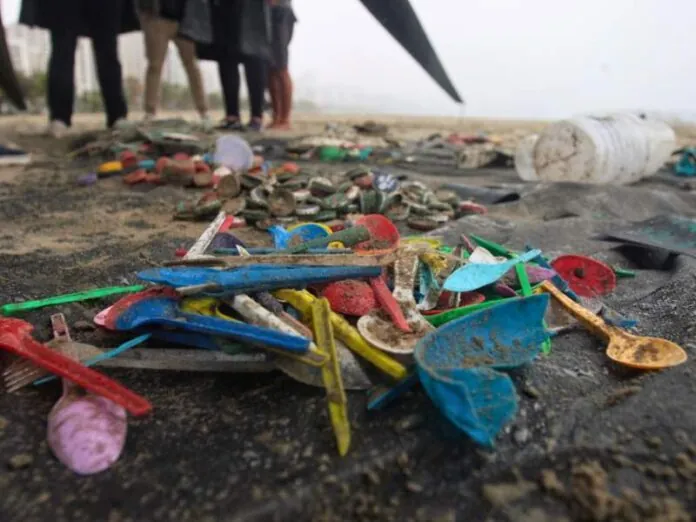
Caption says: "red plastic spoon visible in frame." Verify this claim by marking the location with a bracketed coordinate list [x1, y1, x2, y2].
[0, 318, 152, 417]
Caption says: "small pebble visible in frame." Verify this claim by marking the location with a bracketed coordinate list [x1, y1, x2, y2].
[514, 427, 531, 445]
[645, 436, 662, 449]
[394, 414, 424, 432]
[405, 481, 423, 493]
[522, 384, 540, 399]
[8, 454, 33, 470]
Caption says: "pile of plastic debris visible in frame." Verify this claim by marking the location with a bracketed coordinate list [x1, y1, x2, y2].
[0, 210, 686, 475]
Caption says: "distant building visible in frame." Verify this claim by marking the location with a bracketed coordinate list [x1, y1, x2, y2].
[5, 24, 49, 76]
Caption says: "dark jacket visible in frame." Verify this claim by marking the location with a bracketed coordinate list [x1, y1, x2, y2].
[136, 0, 213, 44]
[19, 0, 140, 37]
[197, 0, 271, 62]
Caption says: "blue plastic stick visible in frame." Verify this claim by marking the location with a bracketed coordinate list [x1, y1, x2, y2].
[34, 333, 152, 386]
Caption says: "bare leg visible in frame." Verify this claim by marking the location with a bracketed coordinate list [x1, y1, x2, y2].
[140, 13, 178, 117]
[278, 68, 293, 127]
[268, 70, 282, 127]
[174, 36, 208, 118]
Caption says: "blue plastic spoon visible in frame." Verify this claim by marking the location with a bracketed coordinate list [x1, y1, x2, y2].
[443, 249, 541, 292]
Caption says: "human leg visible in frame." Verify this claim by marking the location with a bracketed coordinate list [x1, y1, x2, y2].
[277, 68, 293, 127]
[268, 70, 281, 127]
[270, 7, 296, 128]
[243, 55, 266, 127]
[140, 13, 179, 118]
[90, 32, 129, 127]
[47, 30, 78, 128]
[217, 58, 243, 130]
[174, 37, 209, 119]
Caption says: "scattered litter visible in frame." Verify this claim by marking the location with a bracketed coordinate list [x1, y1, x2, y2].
[1, 152, 690, 472]
[674, 148, 696, 177]
[46, 314, 127, 475]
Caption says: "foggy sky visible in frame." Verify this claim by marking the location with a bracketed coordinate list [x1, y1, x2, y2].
[3, 0, 694, 118]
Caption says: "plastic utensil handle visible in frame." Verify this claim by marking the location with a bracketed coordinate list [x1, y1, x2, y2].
[526, 246, 581, 303]
[177, 312, 310, 353]
[5, 335, 151, 416]
[312, 298, 351, 456]
[34, 334, 152, 386]
[425, 300, 504, 327]
[275, 289, 408, 380]
[185, 210, 226, 259]
[0, 285, 146, 316]
[369, 276, 411, 332]
[539, 281, 611, 341]
[513, 249, 542, 266]
[469, 235, 516, 258]
[287, 226, 370, 253]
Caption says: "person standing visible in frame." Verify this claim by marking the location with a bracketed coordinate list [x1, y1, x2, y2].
[19, 0, 139, 137]
[136, 0, 212, 126]
[198, 0, 271, 132]
[268, 0, 296, 130]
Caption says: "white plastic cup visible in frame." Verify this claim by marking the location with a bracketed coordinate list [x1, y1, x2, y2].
[213, 135, 254, 171]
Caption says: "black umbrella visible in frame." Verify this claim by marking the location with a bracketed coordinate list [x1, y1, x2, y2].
[0, 9, 27, 110]
[359, 0, 463, 104]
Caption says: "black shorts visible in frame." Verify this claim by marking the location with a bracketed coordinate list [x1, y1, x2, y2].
[271, 6, 296, 69]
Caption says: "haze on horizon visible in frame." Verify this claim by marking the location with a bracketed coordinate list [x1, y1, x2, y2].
[3, 0, 694, 120]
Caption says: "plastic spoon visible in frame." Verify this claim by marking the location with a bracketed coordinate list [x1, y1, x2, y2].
[107, 293, 311, 355]
[46, 314, 127, 475]
[358, 249, 433, 354]
[444, 249, 541, 292]
[539, 281, 687, 370]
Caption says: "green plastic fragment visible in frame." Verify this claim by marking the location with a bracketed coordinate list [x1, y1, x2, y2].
[613, 267, 636, 278]
[515, 263, 551, 355]
[0, 285, 146, 316]
[469, 235, 516, 258]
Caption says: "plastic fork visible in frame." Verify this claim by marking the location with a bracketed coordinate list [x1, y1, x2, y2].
[0, 318, 151, 416]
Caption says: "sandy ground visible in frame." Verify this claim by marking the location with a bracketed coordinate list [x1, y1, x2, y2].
[2, 113, 696, 521]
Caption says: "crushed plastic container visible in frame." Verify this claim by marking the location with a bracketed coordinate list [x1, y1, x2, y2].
[530, 114, 676, 184]
[213, 135, 254, 171]
[514, 134, 539, 181]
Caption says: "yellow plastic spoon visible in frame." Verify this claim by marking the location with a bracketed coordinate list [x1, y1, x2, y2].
[539, 281, 687, 370]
